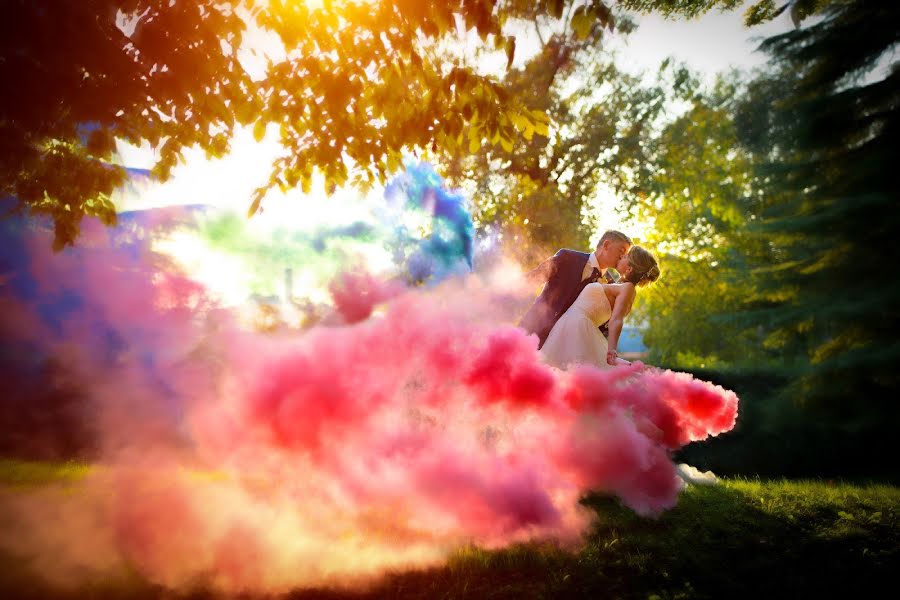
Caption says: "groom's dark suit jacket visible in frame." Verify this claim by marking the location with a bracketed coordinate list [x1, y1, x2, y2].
[519, 249, 612, 349]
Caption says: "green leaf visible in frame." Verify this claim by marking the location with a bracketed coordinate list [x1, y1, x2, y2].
[509, 111, 527, 132]
[571, 6, 593, 40]
[86, 128, 116, 158]
[387, 152, 401, 174]
[550, 0, 565, 20]
[505, 36, 516, 70]
[529, 109, 550, 124]
[253, 120, 266, 142]
[235, 98, 254, 125]
[247, 190, 263, 217]
[469, 135, 481, 154]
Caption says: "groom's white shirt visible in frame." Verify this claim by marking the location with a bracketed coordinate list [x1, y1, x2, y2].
[581, 251, 606, 281]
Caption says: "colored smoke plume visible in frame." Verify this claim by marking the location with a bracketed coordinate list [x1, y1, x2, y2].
[382, 161, 474, 282]
[0, 193, 737, 593]
[114, 161, 476, 313]
[328, 270, 407, 323]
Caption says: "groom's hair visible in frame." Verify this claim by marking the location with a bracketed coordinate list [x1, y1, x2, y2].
[598, 230, 632, 246]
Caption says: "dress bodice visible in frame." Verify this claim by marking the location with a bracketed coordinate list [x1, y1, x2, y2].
[570, 282, 612, 326]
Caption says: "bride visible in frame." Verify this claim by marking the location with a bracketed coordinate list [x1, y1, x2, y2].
[540, 246, 660, 369]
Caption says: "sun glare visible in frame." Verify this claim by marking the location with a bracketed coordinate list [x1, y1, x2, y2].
[588, 184, 652, 245]
[153, 230, 253, 307]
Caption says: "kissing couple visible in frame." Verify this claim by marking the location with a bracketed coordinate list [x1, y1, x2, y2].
[519, 230, 660, 370]
[520, 231, 722, 486]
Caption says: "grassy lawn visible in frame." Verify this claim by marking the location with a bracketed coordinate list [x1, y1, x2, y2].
[0, 460, 897, 599]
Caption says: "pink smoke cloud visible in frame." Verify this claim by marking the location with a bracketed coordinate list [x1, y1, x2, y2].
[328, 270, 406, 324]
[0, 219, 738, 593]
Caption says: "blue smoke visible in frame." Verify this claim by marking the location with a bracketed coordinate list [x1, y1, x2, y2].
[383, 161, 474, 283]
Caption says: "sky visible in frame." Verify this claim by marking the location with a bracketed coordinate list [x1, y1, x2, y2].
[114, 2, 796, 249]
[619, 4, 793, 79]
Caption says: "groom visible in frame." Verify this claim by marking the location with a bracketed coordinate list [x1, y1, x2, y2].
[519, 230, 632, 349]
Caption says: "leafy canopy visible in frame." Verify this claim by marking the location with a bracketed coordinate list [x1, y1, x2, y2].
[1, 0, 785, 249]
[2, 0, 603, 248]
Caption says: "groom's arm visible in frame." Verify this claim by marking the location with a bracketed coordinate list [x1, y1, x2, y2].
[524, 249, 565, 286]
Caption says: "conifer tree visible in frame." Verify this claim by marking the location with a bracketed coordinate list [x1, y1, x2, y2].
[743, 0, 899, 429]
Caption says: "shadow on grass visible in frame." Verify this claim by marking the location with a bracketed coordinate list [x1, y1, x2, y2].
[572, 483, 898, 599]
[1, 483, 897, 600]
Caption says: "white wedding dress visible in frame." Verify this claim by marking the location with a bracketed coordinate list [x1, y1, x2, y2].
[540, 282, 612, 370]
[540, 283, 722, 486]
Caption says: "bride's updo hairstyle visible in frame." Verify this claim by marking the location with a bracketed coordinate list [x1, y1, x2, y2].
[624, 246, 660, 287]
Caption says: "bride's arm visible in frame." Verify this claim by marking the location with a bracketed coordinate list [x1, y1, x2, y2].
[606, 284, 636, 366]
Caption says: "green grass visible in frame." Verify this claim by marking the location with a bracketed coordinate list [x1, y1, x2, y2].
[1, 460, 897, 599]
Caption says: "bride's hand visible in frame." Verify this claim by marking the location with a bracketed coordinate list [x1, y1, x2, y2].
[606, 350, 618, 366]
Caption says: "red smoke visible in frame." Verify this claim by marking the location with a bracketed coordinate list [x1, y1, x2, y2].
[328, 270, 406, 324]
[0, 223, 738, 592]
[182, 282, 737, 556]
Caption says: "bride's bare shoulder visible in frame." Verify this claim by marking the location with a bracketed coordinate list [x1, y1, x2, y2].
[602, 281, 634, 293]
[602, 282, 635, 307]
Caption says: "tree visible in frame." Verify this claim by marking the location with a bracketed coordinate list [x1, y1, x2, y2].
[438, 9, 677, 253]
[605, 71, 784, 368]
[1, 0, 251, 248]
[3, 0, 790, 250]
[436, 0, 799, 253]
[737, 0, 900, 414]
[0, 0, 613, 249]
